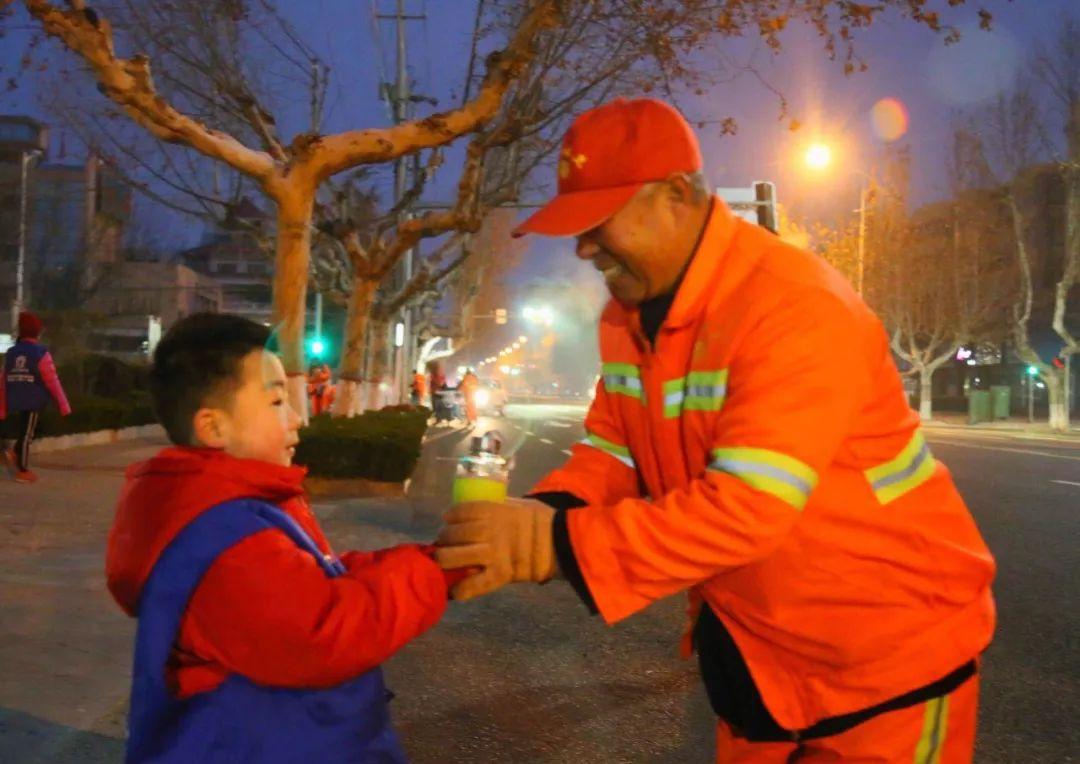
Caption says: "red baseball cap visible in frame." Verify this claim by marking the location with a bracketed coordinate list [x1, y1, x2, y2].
[512, 98, 703, 238]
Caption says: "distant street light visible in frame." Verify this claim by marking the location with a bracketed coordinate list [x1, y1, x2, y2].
[523, 305, 555, 326]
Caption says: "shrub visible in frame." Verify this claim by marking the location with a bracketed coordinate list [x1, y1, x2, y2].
[33, 394, 157, 437]
[294, 409, 428, 482]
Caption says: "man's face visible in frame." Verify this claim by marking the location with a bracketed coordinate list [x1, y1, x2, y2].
[215, 350, 301, 466]
[574, 182, 686, 306]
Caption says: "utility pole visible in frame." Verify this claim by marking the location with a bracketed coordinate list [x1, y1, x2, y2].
[377, 0, 426, 403]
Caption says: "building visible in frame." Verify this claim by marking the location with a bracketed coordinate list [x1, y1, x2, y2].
[0, 115, 131, 328]
[85, 261, 223, 357]
[179, 198, 274, 324]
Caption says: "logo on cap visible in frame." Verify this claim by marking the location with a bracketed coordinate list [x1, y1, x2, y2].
[558, 147, 588, 179]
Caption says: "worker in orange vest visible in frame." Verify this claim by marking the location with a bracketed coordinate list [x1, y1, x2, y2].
[436, 99, 995, 762]
[411, 371, 428, 406]
[458, 369, 480, 424]
[307, 364, 333, 416]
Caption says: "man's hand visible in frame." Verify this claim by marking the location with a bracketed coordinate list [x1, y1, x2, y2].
[435, 498, 556, 601]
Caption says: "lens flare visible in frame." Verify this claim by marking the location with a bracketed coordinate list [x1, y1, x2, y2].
[871, 98, 909, 142]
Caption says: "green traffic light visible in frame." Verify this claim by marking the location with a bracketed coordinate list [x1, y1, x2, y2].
[308, 338, 326, 358]
[1026, 365, 1038, 376]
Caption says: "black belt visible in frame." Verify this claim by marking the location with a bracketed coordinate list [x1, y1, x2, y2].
[694, 603, 977, 742]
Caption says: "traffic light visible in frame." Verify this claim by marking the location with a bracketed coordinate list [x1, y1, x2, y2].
[494, 308, 508, 325]
[1026, 365, 1038, 376]
[307, 337, 327, 359]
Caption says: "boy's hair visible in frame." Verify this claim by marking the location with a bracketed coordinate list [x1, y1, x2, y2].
[151, 313, 272, 445]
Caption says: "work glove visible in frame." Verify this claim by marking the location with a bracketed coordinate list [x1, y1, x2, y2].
[435, 498, 556, 601]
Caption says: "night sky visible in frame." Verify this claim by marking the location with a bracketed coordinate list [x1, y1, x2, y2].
[1, 0, 1073, 289]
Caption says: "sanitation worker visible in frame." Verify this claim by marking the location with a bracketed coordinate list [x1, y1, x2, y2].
[459, 368, 480, 424]
[436, 98, 995, 763]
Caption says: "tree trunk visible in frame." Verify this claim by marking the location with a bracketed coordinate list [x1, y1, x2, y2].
[332, 277, 378, 418]
[271, 184, 316, 421]
[918, 367, 934, 421]
[1047, 372, 1069, 432]
[366, 316, 392, 410]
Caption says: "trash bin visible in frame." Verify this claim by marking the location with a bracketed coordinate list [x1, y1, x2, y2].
[990, 385, 1011, 420]
[967, 389, 991, 425]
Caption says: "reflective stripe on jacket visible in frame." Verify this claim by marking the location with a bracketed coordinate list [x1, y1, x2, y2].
[532, 198, 996, 731]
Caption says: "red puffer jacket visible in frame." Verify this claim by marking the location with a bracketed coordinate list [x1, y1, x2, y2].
[107, 447, 447, 698]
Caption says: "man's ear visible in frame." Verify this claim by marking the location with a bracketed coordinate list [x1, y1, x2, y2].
[664, 173, 695, 206]
[191, 407, 229, 449]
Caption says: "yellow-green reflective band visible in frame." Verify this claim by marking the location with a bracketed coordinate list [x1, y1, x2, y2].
[662, 369, 728, 417]
[662, 377, 686, 417]
[865, 430, 936, 505]
[914, 694, 949, 764]
[581, 432, 635, 469]
[709, 447, 818, 510]
[601, 362, 644, 401]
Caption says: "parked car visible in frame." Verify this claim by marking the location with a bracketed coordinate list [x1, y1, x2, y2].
[475, 378, 508, 416]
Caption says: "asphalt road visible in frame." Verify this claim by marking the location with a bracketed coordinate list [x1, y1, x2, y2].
[371, 404, 1080, 763]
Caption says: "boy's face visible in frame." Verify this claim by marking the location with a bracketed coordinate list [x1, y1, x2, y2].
[194, 350, 301, 466]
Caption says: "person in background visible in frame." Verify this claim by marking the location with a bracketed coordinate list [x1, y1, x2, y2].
[458, 368, 480, 424]
[0, 310, 72, 483]
[411, 370, 427, 407]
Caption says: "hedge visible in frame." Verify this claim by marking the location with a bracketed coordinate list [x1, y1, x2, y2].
[31, 393, 157, 437]
[294, 408, 429, 482]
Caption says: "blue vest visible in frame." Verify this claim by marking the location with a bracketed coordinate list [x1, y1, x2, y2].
[4, 340, 49, 412]
[126, 499, 408, 763]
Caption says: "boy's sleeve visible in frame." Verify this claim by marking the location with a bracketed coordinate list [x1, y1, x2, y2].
[179, 530, 448, 688]
[38, 352, 71, 415]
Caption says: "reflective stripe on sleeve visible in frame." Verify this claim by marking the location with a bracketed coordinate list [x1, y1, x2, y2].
[865, 430, 936, 505]
[709, 446, 818, 510]
[580, 432, 636, 469]
[601, 362, 644, 402]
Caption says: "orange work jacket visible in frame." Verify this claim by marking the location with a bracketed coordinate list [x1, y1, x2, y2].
[532, 198, 995, 731]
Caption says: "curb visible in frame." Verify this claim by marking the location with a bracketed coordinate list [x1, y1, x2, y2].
[304, 476, 407, 499]
[31, 423, 165, 453]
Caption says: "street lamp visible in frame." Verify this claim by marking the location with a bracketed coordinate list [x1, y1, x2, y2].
[802, 141, 871, 297]
[523, 305, 555, 327]
[804, 142, 832, 171]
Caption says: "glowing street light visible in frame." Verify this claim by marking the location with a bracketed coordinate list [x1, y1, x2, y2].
[523, 305, 555, 327]
[804, 142, 833, 170]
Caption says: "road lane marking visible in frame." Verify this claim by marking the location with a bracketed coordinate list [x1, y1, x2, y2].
[422, 428, 463, 445]
[546, 421, 573, 428]
[930, 442, 1080, 461]
[539, 438, 554, 445]
[562, 449, 573, 456]
[1051, 480, 1080, 487]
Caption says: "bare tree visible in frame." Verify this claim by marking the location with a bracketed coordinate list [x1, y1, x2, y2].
[1034, 15, 1079, 426]
[21, 0, 560, 417]
[963, 70, 1076, 431]
[14, 0, 991, 418]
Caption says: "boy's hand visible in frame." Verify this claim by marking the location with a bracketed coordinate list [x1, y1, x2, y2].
[435, 498, 555, 601]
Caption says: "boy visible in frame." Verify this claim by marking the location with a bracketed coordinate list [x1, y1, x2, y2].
[106, 313, 459, 762]
[0, 310, 71, 483]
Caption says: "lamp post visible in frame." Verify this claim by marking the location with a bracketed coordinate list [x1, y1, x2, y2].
[12, 150, 39, 330]
[803, 141, 871, 297]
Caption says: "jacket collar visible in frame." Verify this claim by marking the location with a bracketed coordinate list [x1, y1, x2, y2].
[126, 446, 307, 502]
[662, 196, 746, 330]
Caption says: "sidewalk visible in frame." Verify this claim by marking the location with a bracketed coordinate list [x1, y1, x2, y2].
[922, 412, 1080, 439]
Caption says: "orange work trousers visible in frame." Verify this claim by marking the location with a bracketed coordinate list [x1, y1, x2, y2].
[716, 675, 978, 763]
